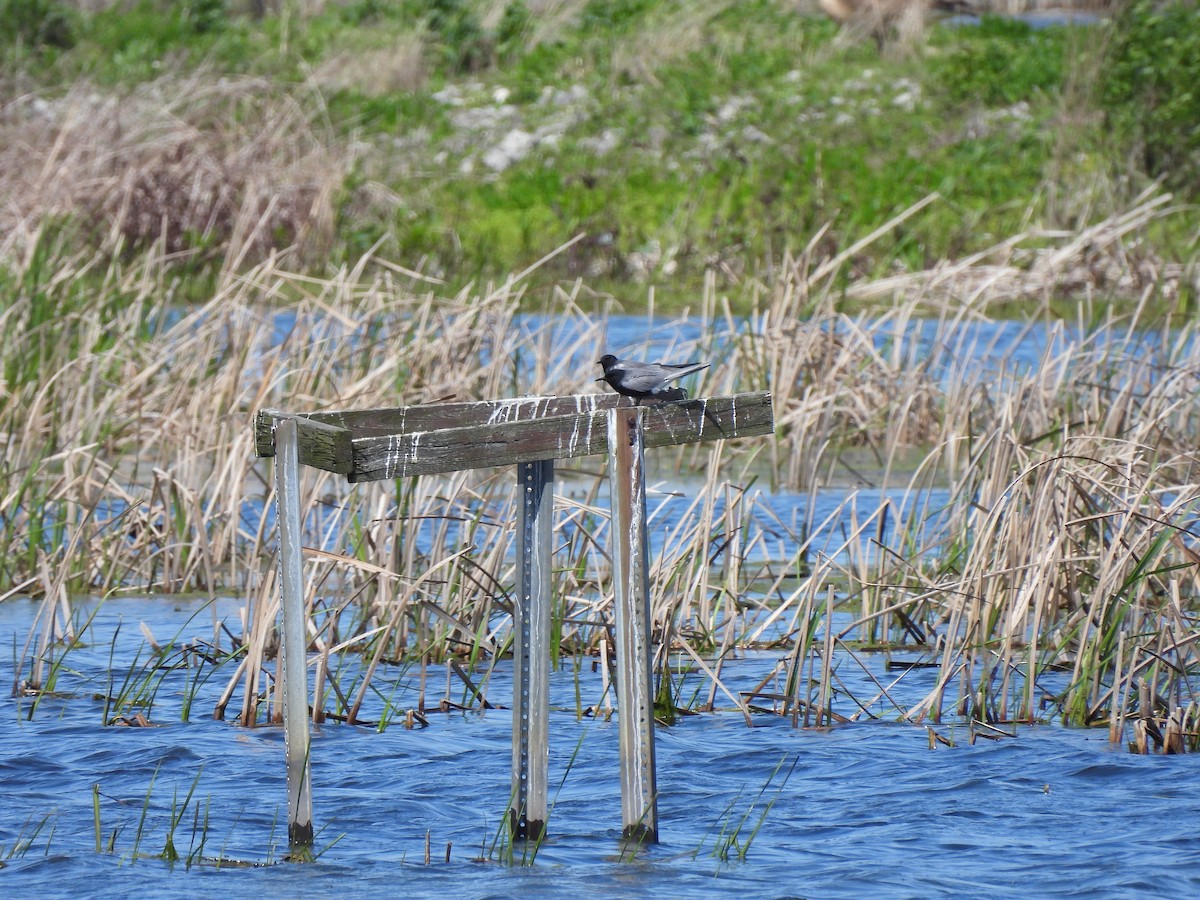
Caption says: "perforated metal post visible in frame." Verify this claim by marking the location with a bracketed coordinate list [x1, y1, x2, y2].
[275, 417, 314, 853]
[607, 407, 658, 844]
[510, 459, 554, 840]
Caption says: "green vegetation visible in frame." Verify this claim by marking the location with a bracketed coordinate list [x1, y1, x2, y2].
[927, 15, 1066, 105]
[1102, 0, 1200, 192]
[8, 6, 1200, 879]
[0, 0, 76, 57]
[1, 0, 1195, 311]
[697, 752, 798, 864]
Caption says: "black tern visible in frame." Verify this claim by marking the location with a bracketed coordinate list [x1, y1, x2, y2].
[596, 354, 709, 403]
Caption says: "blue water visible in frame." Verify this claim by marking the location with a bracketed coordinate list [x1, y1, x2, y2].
[231, 470, 952, 575]
[4, 595, 1200, 897]
[221, 305, 1181, 397]
[8, 310, 1199, 894]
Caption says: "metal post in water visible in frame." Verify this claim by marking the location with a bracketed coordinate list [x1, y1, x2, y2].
[274, 417, 314, 854]
[606, 407, 659, 844]
[510, 459, 554, 841]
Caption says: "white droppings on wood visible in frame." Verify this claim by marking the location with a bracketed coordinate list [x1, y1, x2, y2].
[487, 397, 522, 425]
[329, 391, 771, 482]
[574, 394, 604, 414]
[487, 395, 552, 425]
[565, 411, 598, 457]
[385, 433, 403, 477]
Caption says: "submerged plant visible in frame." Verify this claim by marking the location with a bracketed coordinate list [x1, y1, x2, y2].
[1, 812, 57, 860]
[695, 752, 798, 864]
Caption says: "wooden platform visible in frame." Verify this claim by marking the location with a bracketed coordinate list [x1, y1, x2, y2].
[255, 391, 774, 480]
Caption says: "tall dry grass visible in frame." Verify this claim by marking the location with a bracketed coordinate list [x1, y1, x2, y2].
[4, 176, 1200, 747]
[0, 72, 347, 266]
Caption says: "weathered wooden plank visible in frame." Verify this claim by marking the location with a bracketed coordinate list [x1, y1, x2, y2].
[346, 392, 773, 482]
[257, 398, 623, 454]
[254, 409, 281, 457]
[348, 409, 610, 482]
[254, 410, 355, 476]
[307, 393, 626, 436]
[642, 392, 775, 445]
[608, 407, 659, 844]
[255, 392, 773, 480]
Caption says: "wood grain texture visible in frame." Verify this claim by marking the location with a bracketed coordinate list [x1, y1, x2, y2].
[255, 392, 773, 482]
[307, 393, 626, 435]
[254, 409, 354, 476]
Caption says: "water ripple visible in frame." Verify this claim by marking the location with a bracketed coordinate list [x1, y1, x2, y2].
[5, 599, 1200, 898]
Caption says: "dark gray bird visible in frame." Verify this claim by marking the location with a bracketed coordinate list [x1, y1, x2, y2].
[596, 354, 709, 403]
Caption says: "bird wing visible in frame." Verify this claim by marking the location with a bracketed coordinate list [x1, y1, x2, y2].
[613, 361, 708, 394]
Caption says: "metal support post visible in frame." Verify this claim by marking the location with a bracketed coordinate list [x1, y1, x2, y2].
[511, 459, 554, 840]
[275, 417, 314, 853]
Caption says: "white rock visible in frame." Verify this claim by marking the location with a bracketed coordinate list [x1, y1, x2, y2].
[741, 125, 772, 144]
[483, 128, 536, 171]
[580, 128, 622, 156]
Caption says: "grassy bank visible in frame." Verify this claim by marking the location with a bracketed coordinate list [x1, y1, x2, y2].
[1, 0, 1197, 310]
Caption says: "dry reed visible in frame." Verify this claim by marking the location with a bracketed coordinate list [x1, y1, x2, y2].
[0, 72, 348, 265]
[5, 185, 1200, 748]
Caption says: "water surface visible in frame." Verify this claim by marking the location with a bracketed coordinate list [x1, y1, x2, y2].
[3, 595, 1198, 898]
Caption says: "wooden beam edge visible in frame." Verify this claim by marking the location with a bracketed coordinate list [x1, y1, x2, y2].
[254, 410, 354, 476]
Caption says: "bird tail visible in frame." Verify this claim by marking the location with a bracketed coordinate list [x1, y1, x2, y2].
[662, 362, 709, 384]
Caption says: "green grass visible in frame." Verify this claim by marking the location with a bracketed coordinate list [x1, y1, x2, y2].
[926, 15, 1067, 106]
[0, 0, 1194, 312]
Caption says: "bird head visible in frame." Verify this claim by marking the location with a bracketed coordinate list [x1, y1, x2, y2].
[595, 354, 617, 383]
